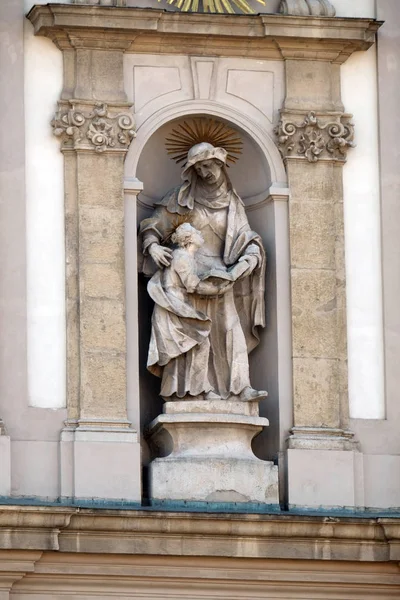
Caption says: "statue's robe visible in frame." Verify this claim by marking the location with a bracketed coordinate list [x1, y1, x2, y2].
[139, 186, 266, 399]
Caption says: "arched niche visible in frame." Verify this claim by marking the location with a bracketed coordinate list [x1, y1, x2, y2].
[125, 106, 291, 472]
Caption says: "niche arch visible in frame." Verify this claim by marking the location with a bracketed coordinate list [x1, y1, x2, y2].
[125, 100, 287, 186]
[125, 102, 291, 470]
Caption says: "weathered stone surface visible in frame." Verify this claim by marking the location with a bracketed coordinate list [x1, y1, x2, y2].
[293, 357, 339, 428]
[81, 298, 125, 352]
[276, 110, 355, 162]
[79, 206, 124, 263]
[83, 263, 124, 300]
[290, 201, 335, 269]
[279, 0, 336, 18]
[0, 506, 400, 566]
[28, 6, 380, 63]
[292, 269, 337, 359]
[80, 352, 126, 420]
[77, 153, 125, 209]
[285, 114, 348, 449]
[288, 160, 343, 203]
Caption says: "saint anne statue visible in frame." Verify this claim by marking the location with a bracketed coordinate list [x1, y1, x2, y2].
[139, 142, 267, 403]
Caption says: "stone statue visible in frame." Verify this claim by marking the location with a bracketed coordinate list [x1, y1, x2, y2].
[139, 142, 267, 403]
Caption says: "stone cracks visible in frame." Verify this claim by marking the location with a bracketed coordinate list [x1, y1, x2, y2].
[275, 111, 355, 163]
[52, 101, 136, 153]
[279, 0, 336, 16]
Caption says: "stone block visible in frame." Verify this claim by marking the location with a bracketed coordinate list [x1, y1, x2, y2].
[150, 457, 278, 504]
[288, 448, 360, 508]
[79, 206, 124, 263]
[291, 269, 337, 359]
[364, 454, 400, 509]
[61, 429, 141, 502]
[288, 161, 342, 203]
[284, 60, 338, 111]
[77, 153, 124, 209]
[293, 357, 339, 428]
[83, 263, 124, 300]
[290, 201, 335, 269]
[81, 352, 127, 420]
[81, 298, 125, 352]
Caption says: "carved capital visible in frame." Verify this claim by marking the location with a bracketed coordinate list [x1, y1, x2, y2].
[52, 101, 136, 153]
[275, 111, 355, 163]
[279, 0, 336, 17]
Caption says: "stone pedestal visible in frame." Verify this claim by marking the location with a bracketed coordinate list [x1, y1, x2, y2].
[147, 400, 278, 504]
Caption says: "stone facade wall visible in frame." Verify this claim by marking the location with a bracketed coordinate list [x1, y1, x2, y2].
[0, 0, 399, 510]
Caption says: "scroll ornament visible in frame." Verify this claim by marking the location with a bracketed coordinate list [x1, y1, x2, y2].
[274, 111, 355, 163]
[279, 0, 336, 16]
[52, 102, 136, 152]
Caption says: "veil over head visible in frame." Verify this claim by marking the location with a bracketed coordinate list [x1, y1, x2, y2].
[177, 142, 241, 210]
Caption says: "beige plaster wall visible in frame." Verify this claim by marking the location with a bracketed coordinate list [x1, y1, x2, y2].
[0, 0, 67, 499]
[345, 0, 400, 509]
[0, 0, 398, 509]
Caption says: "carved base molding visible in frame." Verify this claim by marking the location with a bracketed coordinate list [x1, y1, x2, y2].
[288, 426, 357, 451]
[60, 422, 141, 501]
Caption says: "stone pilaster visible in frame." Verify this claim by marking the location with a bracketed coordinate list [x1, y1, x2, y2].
[51, 39, 141, 501]
[0, 420, 10, 497]
[275, 54, 361, 507]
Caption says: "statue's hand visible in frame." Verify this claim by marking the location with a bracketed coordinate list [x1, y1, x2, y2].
[149, 243, 173, 268]
[217, 280, 234, 294]
[238, 254, 258, 277]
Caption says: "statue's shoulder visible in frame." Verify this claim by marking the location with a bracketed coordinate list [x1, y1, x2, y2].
[155, 186, 181, 212]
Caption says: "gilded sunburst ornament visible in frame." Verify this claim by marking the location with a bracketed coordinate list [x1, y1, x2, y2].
[165, 118, 243, 166]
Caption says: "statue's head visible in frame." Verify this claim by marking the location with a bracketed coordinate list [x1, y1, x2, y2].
[171, 222, 204, 249]
[183, 142, 228, 186]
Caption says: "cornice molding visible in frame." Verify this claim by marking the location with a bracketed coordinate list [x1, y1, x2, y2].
[0, 506, 399, 561]
[27, 6, 381, 63]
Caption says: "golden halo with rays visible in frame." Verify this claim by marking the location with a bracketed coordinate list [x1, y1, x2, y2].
[165, 118, 243, 166]
[158, 0, 265, 15]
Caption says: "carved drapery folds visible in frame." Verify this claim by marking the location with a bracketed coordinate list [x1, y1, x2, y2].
[279, 0, 336, 17]
[275, 111, 355, 163]
[52, 101, 136, 153]
[279, 0, 336, 16]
